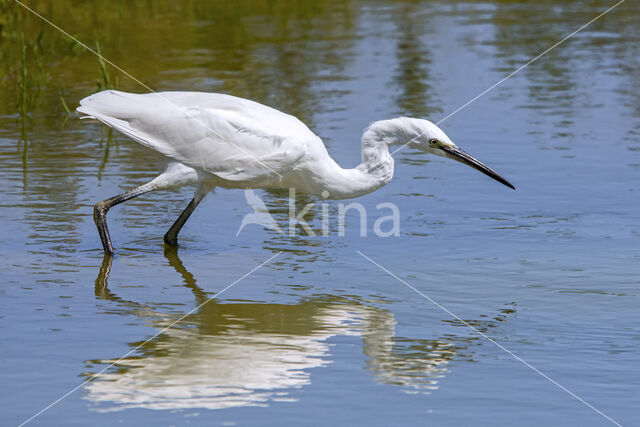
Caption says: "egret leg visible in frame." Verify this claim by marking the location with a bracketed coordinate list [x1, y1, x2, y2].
[94, 183, 155, 256]
[163, 192, 206, 247]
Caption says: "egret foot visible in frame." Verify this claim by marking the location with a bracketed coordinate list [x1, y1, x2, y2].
[94, 201, 114, 256]
[163, 231, 179, 247]
[93, 183, 156, 255]
[163, 195, 205, 247]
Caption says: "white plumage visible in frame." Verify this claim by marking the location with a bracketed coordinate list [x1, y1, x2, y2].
[78, 91, 313, 182]
[78, 90, 513, 255]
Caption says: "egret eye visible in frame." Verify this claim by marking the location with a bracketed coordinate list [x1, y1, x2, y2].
[429, 138, 438, 147]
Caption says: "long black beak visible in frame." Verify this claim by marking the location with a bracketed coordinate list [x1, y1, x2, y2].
[441, 145, 515, 190]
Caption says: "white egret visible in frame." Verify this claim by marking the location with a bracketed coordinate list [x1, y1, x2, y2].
[78, 90, 514, 255]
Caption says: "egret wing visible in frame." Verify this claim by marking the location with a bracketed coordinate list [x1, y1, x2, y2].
[77, 91, 316, 181]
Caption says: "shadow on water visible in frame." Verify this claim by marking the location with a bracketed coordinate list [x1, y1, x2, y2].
[88, 248, 514, 412]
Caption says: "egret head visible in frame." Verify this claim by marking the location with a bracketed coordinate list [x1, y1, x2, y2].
[407, 118, 515, 190]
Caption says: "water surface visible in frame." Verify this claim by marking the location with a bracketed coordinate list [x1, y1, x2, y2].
[1, 1, 639, 425]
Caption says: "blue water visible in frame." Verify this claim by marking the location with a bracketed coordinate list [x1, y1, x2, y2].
[1, 1, 639, 426]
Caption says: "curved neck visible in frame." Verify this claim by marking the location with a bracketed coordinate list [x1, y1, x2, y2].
[303, 119, 415, 200]
[311, 157, 393, 200]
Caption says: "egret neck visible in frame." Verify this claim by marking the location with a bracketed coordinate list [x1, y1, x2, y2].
[304, 118, 419, 200]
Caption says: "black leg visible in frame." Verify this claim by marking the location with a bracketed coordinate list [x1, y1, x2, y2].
[164, 193, 205, 247]
[94, 183, 155, 255]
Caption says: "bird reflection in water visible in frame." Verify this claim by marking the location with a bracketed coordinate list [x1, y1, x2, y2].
[88, 251, 511, 411]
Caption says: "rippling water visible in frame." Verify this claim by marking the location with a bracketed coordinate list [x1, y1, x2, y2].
[1, 1, 639, 425]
